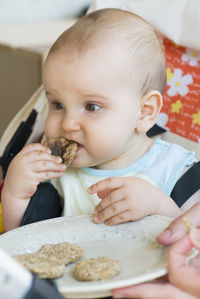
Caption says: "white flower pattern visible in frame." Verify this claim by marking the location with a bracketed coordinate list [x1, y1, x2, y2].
[156, 113, 169, 129]
[182, 48, 200, 66]
[167, 69, 193, 97]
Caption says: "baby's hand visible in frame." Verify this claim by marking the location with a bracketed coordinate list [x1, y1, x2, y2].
[88, 177, 180, 225]
[3, 143, 66, 201]
[88, 177, 156, 225]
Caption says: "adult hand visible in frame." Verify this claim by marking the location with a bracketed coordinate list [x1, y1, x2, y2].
[112, 203, 200, 299]
[158, 202, 200, 245]
[113, 228, 200, 298]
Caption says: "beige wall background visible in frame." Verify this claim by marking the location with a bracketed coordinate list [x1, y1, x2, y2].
[0, 0, 93, 139]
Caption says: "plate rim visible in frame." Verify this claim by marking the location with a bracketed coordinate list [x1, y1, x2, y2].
[0, 214, 173, 298]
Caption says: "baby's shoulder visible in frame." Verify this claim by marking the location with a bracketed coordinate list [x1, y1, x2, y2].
[151, 139, 196, 164]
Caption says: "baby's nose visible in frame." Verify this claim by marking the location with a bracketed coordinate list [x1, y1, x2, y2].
[61, 113, 81, 132]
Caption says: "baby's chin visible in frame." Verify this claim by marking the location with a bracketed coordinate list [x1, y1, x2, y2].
[70, 159, 99, 169]
[70, 150, 106, 168]
[69, 159, 88, 168]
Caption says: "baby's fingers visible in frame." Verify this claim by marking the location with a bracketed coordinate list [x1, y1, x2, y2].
[95, 189, 123, 214]
[35, 169, 65, 181]
[103, 210, 131, 226]
[31, 160, 66, 173]
[88, 177, 123, 195]
[19, 143, 51, 155]
[95, 197, 128, 224]
[23, 150, 63, 164]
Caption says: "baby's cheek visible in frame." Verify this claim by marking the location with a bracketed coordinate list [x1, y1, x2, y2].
[90, 139, 119, 160]
[44, 118, 59, 137]
[44, 119, 51, 136]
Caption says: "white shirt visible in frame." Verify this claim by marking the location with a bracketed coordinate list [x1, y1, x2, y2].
[51, 139, 197, 216]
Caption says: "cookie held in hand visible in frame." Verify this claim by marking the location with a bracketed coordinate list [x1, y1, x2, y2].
[43, 136, 78, 167]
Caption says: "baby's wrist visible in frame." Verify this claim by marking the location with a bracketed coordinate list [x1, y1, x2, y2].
[156, 198, 181, 218]
[2, 186, 30, 204]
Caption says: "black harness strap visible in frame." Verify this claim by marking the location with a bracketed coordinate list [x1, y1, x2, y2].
[147, 124, 167, 137]
[170, 161, 200, 207]
[20, 182, 62, 226]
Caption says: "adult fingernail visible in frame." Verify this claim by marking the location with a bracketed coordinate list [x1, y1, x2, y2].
[94, 215, 100, 223]
[159, 229, 172, 240]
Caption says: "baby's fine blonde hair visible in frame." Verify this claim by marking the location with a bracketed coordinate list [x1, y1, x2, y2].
[48, 8, 166, 96]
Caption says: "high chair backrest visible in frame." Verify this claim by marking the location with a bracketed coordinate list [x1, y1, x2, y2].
[0, 85, 47, 178]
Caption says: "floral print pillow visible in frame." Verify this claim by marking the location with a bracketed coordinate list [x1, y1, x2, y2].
[157, 38, 200, 143]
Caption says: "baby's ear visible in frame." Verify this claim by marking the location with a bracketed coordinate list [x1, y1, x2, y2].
[136, 90, 162, 133]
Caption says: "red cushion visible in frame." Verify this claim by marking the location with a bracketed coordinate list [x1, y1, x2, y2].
[160, 38, 200, 143]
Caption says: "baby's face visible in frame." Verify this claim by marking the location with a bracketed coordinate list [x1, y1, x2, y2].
[43, 46, 141, 170]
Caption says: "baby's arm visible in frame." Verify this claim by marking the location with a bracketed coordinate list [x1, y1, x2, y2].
[88, 177, 181, 225]
[1, 143, 66, 231]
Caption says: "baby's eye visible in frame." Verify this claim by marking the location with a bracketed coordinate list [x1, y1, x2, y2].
[85, 103, 101, 112]
[51, 101, 64, 110]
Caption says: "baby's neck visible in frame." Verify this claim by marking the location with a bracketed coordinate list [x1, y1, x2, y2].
[96, 135, 153, 170]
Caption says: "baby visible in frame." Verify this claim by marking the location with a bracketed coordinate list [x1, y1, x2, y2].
[1, 8, 197, 231]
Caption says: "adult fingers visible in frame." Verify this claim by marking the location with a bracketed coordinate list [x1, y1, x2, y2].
[112, 281, 197, 299]
[158, 203, 200, 245]
[168, 231, 200, 297]
[168, 234, 192, 269]
[190, 227, 200, 249]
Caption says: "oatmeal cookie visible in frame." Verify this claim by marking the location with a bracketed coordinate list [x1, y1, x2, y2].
[43, 136, 78, 166]
[73, 256, 121, 281]
[14, 242, 84, 279]
[14, 253, 65, 279]
[38, 242, 84, 264]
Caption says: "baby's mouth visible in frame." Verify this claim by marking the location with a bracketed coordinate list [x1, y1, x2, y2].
[68, 140, 83, 151]
[43, 136, 78, 166]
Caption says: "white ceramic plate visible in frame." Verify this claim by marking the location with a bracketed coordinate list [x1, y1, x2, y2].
[0, 214, 173, 298]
